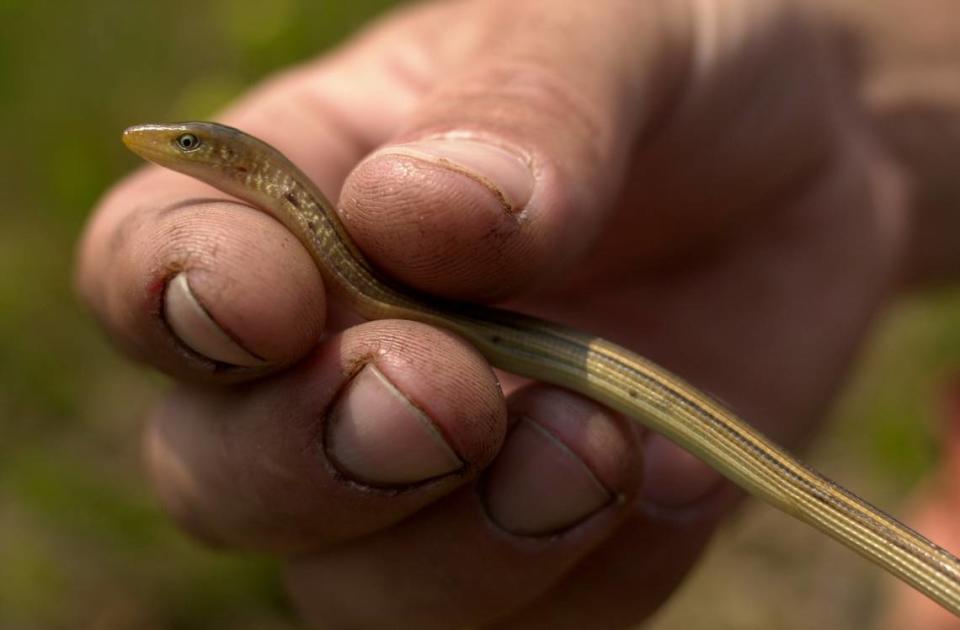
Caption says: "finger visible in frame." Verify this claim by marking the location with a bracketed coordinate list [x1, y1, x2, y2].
[77, 180, 328, 377]
[285, 386, 643, 628]
[75, 1, 471, 378]
[494, 489, 737, 628]
[338, 0, 690, 300]
[144, 320, 506, 552]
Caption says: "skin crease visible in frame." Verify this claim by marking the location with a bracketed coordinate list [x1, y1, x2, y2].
[74, 0, 960, 627]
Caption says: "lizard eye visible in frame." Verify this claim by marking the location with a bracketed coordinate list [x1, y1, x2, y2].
[176, 133, 200, 151]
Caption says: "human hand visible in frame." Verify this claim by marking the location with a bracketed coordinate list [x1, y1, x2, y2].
[76, 0, 907, 626]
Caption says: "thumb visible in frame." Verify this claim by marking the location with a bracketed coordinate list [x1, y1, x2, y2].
[339, 0, 690, 301]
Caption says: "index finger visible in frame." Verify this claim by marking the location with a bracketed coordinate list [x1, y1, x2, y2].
[75, 2, 459, 379]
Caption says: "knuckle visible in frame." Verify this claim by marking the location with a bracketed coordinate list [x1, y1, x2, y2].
[426, 60, 607, 164]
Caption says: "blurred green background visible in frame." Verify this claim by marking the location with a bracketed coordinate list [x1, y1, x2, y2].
[1, 1, 959, 628]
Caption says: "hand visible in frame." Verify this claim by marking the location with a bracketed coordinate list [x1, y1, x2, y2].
[76, 0, 906, 626]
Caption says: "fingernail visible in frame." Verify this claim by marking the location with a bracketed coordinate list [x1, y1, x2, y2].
[376, 137, 534, 212]
[484, 417, 612, 536]
[163, 273, 266, 367]
[326, 365, 464, 486]
[641, 434, 722, 507]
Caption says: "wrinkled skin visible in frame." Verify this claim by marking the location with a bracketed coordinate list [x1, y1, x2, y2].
[76, 0, 959, 627]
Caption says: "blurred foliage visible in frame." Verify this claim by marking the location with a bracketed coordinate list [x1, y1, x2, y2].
[1, 0, 959, 628]
[0, 1, 394, 628]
